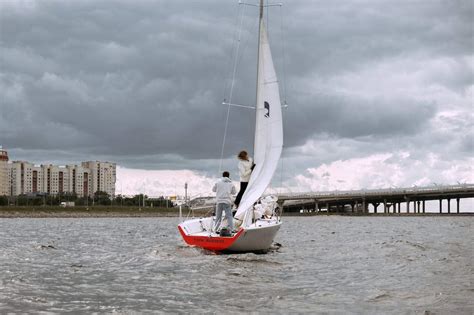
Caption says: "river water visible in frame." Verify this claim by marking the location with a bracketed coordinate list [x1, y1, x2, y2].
[0, 217, 472, 314]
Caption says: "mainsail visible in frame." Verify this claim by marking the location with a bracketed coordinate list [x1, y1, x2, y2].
[235, 19, 283, 222]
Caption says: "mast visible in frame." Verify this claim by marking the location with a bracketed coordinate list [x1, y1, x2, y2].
[253, 0, 264, 159]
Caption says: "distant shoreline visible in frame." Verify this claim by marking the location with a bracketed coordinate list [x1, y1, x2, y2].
[0, 206, 200, 218]
[0, 212, 183, 218]
[0, 206, 472, 218]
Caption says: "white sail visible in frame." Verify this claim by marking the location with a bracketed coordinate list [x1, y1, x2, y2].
[235, 20, 283, 222]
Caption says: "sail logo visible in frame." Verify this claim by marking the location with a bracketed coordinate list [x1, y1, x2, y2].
[264, 101, 270, 118]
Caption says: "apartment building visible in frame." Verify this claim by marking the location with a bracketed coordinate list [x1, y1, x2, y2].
[10, 161, 35, 196]
[81, 161, 116, 197]
[0, 149, 10, 196]
[0, 149, 116, 197]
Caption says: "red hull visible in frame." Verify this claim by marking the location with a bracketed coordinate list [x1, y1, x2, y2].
[178, 226, 244, 251]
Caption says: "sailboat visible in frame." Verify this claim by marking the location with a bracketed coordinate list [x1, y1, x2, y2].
[178, 0, 284, 252]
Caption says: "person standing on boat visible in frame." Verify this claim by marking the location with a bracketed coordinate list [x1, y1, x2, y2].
[234, 150, 254, 208]
[212, 171, 237, 232]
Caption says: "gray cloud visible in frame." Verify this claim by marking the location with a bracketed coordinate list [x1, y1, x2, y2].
[1, 0, 472, 182]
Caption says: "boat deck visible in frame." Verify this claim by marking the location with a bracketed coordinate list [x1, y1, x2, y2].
[186, 218, 279, 237]
[189, 231, 235, 238]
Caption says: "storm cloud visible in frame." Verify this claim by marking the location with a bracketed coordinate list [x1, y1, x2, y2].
[0, 0, 472, 192]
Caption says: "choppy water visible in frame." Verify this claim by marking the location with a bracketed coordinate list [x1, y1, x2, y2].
[0, 217, 472, 314]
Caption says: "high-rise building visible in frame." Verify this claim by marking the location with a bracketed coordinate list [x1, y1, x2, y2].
[3, 151, 116, 197]
[10, 161, 35, 196]
[81, 161, 116, 197]
[65, 164, 91, 197]
[0, 148, 10, 196]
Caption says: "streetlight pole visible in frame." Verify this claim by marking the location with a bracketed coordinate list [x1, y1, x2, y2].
[184, 182, 188, 207]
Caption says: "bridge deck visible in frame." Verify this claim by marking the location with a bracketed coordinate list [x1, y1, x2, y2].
[277, 184, 474, 214]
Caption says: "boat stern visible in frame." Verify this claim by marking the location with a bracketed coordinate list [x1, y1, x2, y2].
[178, 219, 244, 251]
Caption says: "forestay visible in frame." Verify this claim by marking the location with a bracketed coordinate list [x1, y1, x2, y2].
[235, 20, 283, 223]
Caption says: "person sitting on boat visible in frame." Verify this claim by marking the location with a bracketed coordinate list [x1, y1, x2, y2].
[234, 150, 254, 208]
[212, 171, 237, 233]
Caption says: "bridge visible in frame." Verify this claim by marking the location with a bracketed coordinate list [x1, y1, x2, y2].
[276, 184, 474, 214]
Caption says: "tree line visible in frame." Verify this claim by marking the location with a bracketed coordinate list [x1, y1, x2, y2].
[0, 191, 175, 208]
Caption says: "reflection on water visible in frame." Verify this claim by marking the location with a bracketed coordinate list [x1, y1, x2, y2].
[0, 217, 472, 313]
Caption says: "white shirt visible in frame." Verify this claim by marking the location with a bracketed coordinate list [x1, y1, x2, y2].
[212, 177, 237, 205]
[238, 157, 253, 182]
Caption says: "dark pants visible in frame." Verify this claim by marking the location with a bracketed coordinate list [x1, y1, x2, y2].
[234, 182, 248, 207]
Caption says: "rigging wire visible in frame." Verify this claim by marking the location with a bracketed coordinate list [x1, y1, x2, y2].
[218, 3, 258, 173]
[221, 3, 244, 105]
[278, 3, 288, 195]
[219, 3, 247, 173]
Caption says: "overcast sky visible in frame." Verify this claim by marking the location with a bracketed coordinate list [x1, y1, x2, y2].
[1, 0, 472, 198]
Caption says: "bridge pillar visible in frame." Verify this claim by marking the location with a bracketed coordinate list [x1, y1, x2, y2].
[456, 198, 460, 213]
[383, 199, 387, 213]
[406, 199, 410, 213]
[417, 201, 421, 214]
[439, 199, 442, 213]
[398, 202, 401, 214]
[447, 198, 451, 214]
[422, 200, 425, 213]
[314, 200, 319, 212]
[326, 202, 330, 215]
[351, 203, 355, 213]
[373, 203, 380, 214]
[362, 199, 367, 214]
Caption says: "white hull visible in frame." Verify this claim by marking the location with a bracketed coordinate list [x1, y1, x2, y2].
[228, 219, 281, 252]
